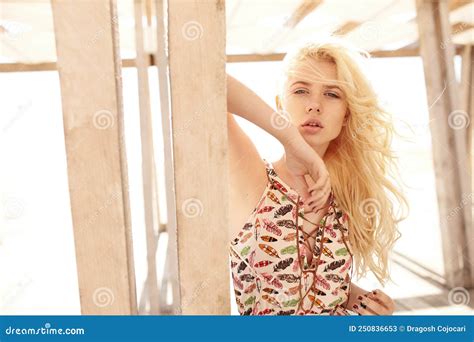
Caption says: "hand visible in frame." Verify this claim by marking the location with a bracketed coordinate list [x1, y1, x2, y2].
[351, 289, 395, 315]
[283, 134, 331, 212]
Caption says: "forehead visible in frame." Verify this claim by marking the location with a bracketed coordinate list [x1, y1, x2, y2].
[286, 58, 338, 86]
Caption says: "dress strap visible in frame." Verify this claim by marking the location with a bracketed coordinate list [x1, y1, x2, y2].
[262, 158, 276, 184]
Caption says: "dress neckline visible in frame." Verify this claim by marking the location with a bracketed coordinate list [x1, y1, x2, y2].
[263, 158, 336, 212]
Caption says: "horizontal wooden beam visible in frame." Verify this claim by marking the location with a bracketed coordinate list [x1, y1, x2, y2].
[0, 46, 469, 72]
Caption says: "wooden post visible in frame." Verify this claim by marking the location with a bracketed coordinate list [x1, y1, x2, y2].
[168, 0, 230, 314]
[460, 44, 474, 287]
[416, 0, 469, 288]
[51, 0, 137, 314]
[134, 0, 161, 314]
[154, 0, 180, 314]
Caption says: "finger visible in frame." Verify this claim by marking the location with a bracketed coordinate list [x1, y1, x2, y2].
[309, 175, 331, 193]
[357, 295, 383, 315]
[370, 290, 393, 311]
[308, 181, 331, 201]
[293, 175, 310, 202]
[309, 172, 329, 193]
[351, 304, 375, 315]
[308, 183, 331, 207]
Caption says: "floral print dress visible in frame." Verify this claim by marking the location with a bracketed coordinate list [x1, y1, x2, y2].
[229, 159, 355, 315]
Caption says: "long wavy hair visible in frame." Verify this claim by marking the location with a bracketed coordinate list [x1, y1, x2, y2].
[278, 39, 409, 285]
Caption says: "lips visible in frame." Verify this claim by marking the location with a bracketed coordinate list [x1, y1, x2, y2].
[301, 118, 324, 128]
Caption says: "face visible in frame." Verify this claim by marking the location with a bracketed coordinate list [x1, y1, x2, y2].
[276, 58, 348, 155]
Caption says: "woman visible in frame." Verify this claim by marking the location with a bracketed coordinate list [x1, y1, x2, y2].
[227, 40, 408, 315]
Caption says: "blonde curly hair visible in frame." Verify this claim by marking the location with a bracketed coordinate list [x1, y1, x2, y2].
[277, 39, 409, 285]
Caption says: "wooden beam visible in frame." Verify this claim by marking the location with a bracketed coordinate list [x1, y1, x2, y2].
[153, 0, 180, 314]
[260, 0, 323, 53]
[168, 0, 230, 314]
[134, 0, 160, 315]
[416, 0, 469, 288]
[333, 21, 360, 36]
[51, 0, 137, 314]
[449, 0, 473, 12]
[460, 44, 474, 287]
[1, 46, 470, 73]
[0, 58, 144, 72]
[451, 22, 474, 35]
[284, 0, 323, 28]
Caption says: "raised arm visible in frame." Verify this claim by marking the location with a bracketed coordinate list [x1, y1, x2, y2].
[226, 73, 299, 147]
[226, 73, 330, 208]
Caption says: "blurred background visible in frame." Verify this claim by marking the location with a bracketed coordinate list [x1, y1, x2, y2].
[0, 0, 472, 315]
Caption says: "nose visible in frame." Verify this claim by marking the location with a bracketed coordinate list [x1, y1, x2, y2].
[305, 94, 322, 114]
[306, 102, 321, 114]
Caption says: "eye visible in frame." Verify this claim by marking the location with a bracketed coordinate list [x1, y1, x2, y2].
[294, 89, 308, 94]
[325, 92, 340, 99]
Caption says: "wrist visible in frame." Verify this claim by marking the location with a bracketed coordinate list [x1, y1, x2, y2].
[278, 124, 304, 148]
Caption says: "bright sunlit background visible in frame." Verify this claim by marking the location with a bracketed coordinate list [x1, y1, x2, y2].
[1, 53, 470, 315]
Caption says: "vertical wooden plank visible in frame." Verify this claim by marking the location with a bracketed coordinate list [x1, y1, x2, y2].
[168, 0, 230, 314]
[460, 44, 474, 287]
[416, 0, 469, 288]
[154, 0, 181, 314]
[134, 0, 160, 314]
[51, 0, 137, 314]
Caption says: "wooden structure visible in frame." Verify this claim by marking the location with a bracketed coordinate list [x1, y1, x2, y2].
[51, 0, 137, 314]
[1, 0, 472, 314]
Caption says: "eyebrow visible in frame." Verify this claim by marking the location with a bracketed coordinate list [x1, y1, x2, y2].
[290, 81, 343, 92]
